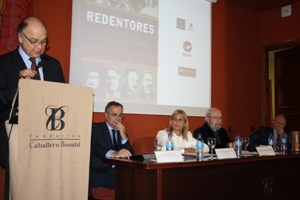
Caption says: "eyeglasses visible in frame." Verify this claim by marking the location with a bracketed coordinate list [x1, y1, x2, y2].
[172, 118, 184, 123]
[22, 33, 48, 46]
[107, 113, 124, 118]
[209, 116, 223, 120]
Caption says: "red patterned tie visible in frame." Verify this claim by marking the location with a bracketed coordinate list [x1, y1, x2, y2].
[29, 58, 40, 80]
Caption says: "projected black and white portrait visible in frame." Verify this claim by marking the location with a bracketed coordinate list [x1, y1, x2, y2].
[82, 63, 104, 95]
[140, 71, 156, 100]
[103, 66, 121, 98]
[121, 67, 139, 98]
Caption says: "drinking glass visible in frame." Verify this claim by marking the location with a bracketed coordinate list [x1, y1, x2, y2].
[207, 138, 216, 160]
[242, 137, 250, 157]
[154, 138, 163, 151]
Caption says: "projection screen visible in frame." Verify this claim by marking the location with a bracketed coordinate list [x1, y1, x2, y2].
[70, 0, 211, 116]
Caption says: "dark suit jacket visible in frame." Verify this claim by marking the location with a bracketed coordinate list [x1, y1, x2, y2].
[193, 122, 232, 149]
[248, 127, 292, 151]
[0, 48, 65, 161]
[89, 122, 134, 188]
[0, 48, 65, 120]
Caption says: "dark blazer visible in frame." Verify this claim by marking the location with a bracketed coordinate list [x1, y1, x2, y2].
[0, 48, 65, 120]
[89, 122, 134, 188]
[0, 48, 65, 162]
[248, 127, 292, 151]
[193, 122, 232, 149]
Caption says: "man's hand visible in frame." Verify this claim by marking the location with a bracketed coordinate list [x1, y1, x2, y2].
[275, 127, 285, 135]
[184, 148, 196, 153]
[114, 121, 127, 140]
[112, 149, 132, 158]
[19, 69, 36, 79]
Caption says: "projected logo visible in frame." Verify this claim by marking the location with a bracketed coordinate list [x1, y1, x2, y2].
[182, 41, 193, 57]
[177, 18, 185, 30]
[187, 21, 195, 32]
[45, 106, 69, 131]
[177, 18, 196, 32]
[183, 41, 192, 52]
[178, 66, 196, 78]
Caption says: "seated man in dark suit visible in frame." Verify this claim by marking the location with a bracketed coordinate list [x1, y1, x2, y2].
[89, 101, 133, 199]
[248, 114, 292, 151]
[193, 108, 232, 149]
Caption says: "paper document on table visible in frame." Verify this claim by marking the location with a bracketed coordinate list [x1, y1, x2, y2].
[215, 148, 237, 159]
[182, 152, 213, 157]
[256, 146, 275, 156]
[242, 150, 258, 156]
[155, 150, 184, 163]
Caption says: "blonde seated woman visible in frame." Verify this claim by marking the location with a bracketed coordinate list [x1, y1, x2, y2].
[156, 109, 209, 153]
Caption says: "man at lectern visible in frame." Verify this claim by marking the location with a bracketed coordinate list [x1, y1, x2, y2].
[89, 101, 134, 199]
[0, 16, 65, 200]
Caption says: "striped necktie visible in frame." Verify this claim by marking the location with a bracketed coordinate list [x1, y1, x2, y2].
[29, 58, 40, 80]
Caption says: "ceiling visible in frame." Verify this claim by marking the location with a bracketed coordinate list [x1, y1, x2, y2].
[225, 0, 300, 12]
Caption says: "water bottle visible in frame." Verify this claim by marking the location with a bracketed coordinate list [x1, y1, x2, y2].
[268, 133, 275, 151]
[166, 133, 174, 151]
[235, 133, 242, 158]
[196, 133, 204, 161]
[281, 133, 287, 154]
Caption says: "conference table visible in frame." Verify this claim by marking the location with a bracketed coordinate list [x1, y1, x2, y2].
[102, 152, 300, 200]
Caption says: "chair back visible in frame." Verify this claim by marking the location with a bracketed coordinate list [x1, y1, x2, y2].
[92, 187, 115, 200]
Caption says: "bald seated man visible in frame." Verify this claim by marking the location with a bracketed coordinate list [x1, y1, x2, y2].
[193, 108, 232, 149]
[248, 114, 292, 151]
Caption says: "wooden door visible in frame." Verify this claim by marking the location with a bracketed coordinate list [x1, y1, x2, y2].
[275, 46, 300, 133]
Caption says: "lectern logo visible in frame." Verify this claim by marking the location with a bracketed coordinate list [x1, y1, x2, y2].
[262, 176, 273, 195]
[45, 106, 69, 131]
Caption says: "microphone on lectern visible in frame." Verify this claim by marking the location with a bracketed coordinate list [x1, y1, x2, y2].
[37, 62, 43, 68]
